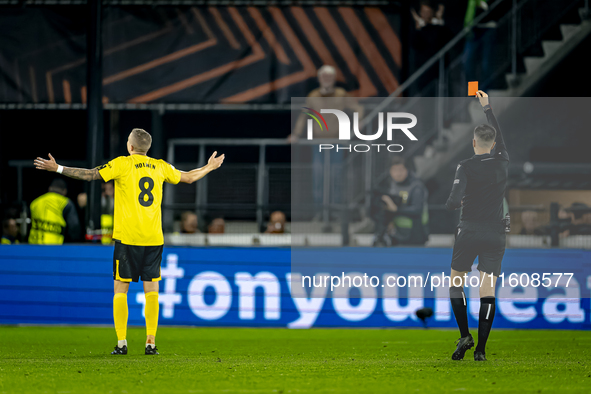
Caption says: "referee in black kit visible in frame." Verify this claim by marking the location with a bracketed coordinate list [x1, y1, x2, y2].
[446, 91, 509, 361]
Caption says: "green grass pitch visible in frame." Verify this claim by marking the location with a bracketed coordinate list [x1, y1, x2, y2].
[1, 326, 590, 393]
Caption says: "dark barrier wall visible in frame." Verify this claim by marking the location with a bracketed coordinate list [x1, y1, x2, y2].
[0, 6, 401, 104]
[0, 246, 589, 329]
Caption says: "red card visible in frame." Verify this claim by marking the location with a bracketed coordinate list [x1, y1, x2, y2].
[468, 81, 479, 96]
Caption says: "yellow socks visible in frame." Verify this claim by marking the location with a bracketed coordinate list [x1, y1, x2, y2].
[113, 293, 128, 341]
[145, 291, 159, 337]
[114, 291, 158, 346]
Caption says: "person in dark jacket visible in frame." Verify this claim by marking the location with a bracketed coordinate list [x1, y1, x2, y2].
[410, 1, 452, 95]
[371, 156, 429, 246]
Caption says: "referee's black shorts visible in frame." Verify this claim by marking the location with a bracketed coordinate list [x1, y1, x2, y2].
[451, 221, 506, 276]
[113, 240, 163, 282]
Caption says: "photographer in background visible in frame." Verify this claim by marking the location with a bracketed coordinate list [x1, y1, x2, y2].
[370, 157, 429, 246]
[565, 202, 591, 236]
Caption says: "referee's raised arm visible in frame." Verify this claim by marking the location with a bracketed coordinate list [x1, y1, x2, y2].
[477, 91, 509, 161]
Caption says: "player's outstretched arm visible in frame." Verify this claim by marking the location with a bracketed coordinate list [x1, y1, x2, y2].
[179, 151, 225, 184]
[34, 153, 102, 181]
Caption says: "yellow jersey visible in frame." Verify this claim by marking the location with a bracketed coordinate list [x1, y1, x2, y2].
[98, 155, 181, 246]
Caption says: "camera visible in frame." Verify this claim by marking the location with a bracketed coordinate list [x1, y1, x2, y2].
[369, 189, 403, 218]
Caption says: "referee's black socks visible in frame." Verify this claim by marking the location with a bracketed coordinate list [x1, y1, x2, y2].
[476, 297, 496, 354]
[450, 286, 470, 338]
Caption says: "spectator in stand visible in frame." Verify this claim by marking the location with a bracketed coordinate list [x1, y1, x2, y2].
[410, 1, 452, 95]
[76, 192, 87, 230]
[411, 1, 446, 31]
[265, 211, 286, 234]
[555, 206, 572, 239]
[463, 0, 499, 89]
[74, 182, 115, 243]
[567, 202, 591, 236]
[288, 65, 364, 221]
[208, 218, 226, 234]
[102, 181, 115, 215]
[289, 65, 364, 143]
[1, 218, 19, 244]
[547, 203, 591, 238]
[180, 211, 199, 234]
[520, 210, 540, 235]
[28, 178, 81, 244]
[101, 181, 115, 244]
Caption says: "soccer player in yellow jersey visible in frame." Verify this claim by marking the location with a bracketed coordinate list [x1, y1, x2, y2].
[34, 128, 224, 355]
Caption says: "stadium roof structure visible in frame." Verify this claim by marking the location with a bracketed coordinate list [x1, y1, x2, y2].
[0, 0, 394, 6]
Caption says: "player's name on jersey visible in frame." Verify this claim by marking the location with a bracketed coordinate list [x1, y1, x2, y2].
[134, 162, 156, 170]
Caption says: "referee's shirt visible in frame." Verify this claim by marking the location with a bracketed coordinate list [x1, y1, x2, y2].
[445, 104, 509, 276]
[446, 104, 508, 220]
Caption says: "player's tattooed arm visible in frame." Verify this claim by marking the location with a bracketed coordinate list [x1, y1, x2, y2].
[34, 153, 102, 181]
[62, 167, 102, 181]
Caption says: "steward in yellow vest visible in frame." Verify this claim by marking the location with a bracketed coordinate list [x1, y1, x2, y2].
[28, 179, 81, 244]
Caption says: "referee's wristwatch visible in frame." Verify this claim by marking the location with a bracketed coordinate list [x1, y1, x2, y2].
[483, 104, 492, 111]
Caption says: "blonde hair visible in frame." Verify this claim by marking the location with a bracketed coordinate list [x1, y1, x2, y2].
[130, 128, 152, 153]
